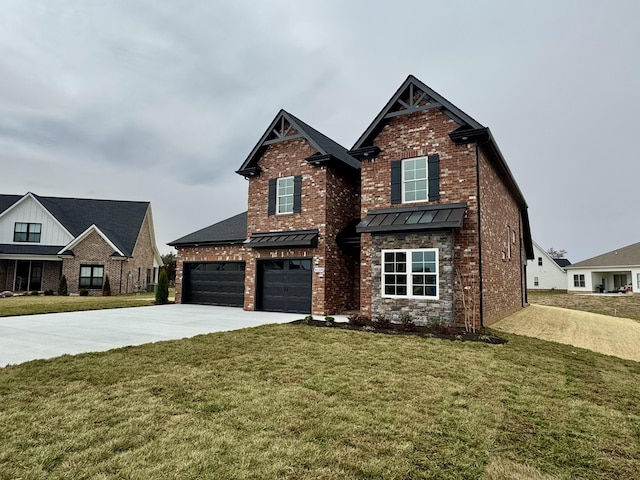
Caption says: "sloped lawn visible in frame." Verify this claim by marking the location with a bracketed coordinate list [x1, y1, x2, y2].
[529, 291, 640, 322]
[0, 323, 638, 479]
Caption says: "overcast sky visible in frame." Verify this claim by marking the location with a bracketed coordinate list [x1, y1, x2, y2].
[1, 1, 638, 262]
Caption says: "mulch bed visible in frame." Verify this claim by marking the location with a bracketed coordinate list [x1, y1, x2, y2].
[291, 318, 507, 344]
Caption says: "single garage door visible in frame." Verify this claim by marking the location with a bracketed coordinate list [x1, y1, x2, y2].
[183, 262, 245, 307]
[258, 259, 312, 313]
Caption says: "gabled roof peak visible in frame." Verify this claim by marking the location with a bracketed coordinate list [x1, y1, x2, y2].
[236, 110, 359, 177]
[351, 74, 483, 150]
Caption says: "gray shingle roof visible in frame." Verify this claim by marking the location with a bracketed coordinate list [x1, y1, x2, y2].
[169, 211, 247, 247]
[569, 241, 640, 268]
[0, 193, 150, 257]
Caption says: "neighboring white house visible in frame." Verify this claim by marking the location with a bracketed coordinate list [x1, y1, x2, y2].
[566, 241, 640, 293]
[527, 241, 570, 290]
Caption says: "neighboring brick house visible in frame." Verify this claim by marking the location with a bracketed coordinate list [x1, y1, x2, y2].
[170, 75, 534, 328]
[0, 192, 163, 295]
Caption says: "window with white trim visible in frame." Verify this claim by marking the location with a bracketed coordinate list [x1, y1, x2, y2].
[276, 176, 294, 214]
[14, 222, 41, 243]
[402, 157, 428, 203]
[382, 248, 438, 298]
[79, 265, 104, 289]
[534, 277, 539, 286]
[637, 273, 640, 289]
[573, 274, 585, 288]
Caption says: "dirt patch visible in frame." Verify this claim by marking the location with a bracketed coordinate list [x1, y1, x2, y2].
[493, 304, 640, 362]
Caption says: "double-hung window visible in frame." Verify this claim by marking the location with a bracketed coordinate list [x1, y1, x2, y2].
[573, 274, 585, 288]
[276, 176, 294, 214]
[79, 265, 104, 289]
[14, 222, 41, 242]
[402, 157, 428, 203]
[382, 248, 438, 299]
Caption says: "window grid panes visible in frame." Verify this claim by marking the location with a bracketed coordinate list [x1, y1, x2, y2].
[13, 222, 42, 243]
[277, 177, 294, 214]
[382, 249, 438, 298]
[573, 274, 585, 288]
[79, 266, 104, 289]
[402, 158, 428, 203]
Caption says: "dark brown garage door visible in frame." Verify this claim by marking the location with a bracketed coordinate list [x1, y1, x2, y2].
[183, 262, 245, 307]
[258, 259, 312, 313]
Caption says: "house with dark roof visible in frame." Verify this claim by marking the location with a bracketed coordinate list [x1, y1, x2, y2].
[566, 241, 640, 293]
[170, 75, 534, 329]
[0, 192, 163, 295]
[526, 241, 571, 291]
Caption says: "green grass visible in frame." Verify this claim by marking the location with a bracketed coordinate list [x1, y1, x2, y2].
[0, 290, 175, 317]
[1, 324, 638, 479]
[529, 291, 640, 322]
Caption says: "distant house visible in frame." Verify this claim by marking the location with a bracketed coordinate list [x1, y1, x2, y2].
[566, 241, 640, 293]
[526, 242, 570, 291]
[0, 192, 163, 295]
[170, 75, 534, 329]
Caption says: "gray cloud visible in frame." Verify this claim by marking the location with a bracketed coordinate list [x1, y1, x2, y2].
[1, 0, 639, 260]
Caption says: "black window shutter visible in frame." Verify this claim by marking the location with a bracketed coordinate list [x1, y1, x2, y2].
[293, 175, 302, 213]
[268, 179, 276, 215]
[428, 154, 440, 201]
[390, 161, 402, 204]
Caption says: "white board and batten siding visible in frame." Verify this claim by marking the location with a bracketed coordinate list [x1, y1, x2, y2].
[526, 242, 568, 290]
[0, 195, 73, 246]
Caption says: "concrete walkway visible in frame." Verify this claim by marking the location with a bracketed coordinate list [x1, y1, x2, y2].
[0, 305, 333, 367]
[492, 304, 640, 362]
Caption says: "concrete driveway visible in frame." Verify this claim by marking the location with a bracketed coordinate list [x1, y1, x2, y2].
[0, 305, 312, 367]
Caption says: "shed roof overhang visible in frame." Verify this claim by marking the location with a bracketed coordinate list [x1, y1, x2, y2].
[245, 229, 319, 249]
[356, 203, 467, 234]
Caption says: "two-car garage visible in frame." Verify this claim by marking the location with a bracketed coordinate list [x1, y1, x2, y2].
[182, 259, 312, 314]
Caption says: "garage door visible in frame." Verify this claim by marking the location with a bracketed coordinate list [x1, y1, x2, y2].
[183, 262, 245, 307]
[258, 259, 312, 313]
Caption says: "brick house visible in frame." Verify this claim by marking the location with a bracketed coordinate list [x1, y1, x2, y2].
[170, 75, 533, 328]
[0, 192, 163, 295]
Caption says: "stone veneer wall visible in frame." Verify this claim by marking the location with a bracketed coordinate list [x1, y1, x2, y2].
[370, 232, 455, 325]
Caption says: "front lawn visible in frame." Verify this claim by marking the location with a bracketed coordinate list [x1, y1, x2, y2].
[0, 324, 638, 479]
[0, 290, 175, 317]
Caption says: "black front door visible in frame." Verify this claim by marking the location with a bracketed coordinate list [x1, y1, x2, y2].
[258, 259, 312, 313]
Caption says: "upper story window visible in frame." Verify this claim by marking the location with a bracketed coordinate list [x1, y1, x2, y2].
[14, 222, 41, 243]
[277, 176, 294, 214]
[268, 176, 302, 216]
[402, 158, 428, 202]
[538, 257, 543, 266]
[391, 155, 439, 205]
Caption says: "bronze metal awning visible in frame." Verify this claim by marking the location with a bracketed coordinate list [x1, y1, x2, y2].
[356, 203, 466, 234]
[245, 229, 318, 249]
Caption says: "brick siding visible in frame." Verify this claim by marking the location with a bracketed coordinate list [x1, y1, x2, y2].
[359, 109, 482, 328]
[478, 149, 526, 325]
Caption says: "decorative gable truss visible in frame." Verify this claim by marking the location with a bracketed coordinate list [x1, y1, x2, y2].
[236, 110, 360, 179]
